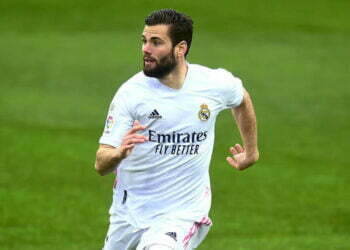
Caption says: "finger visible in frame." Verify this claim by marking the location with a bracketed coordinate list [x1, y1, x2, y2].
[123, 144, 134, 149]
[133, 120, 141, 126]
[230, 146, 238, 155]
[121, 144, 134, 157]
[234, 144, 244, 153]
[123, 138, 147, 145]
[126, 125, 147, 135]
[226, 156, 239, 169]
[120, 143, 134, 153]
[124, 134, 148, 141]
[133, 120, 147, 130]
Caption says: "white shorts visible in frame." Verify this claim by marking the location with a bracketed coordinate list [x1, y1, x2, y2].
[102, 215, 212, 250]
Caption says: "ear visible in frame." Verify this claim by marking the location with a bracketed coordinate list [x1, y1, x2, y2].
[175, 41, 188, 58]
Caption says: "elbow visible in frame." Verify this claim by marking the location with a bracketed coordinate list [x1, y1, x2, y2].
[94, 149, 108, 176]
[94, 146, 120, 176]
[94, 161, 108, 176]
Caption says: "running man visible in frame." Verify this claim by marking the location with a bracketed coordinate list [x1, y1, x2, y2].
[95, 9, 259, 250]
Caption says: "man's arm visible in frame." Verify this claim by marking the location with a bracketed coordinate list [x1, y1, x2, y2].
[94, 120, 148, 176]
[226, 88, 259, 170]
[95, 144, 124, 176]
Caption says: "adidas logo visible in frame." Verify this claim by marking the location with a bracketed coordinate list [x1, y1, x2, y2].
[165, 232, 177, 241]
[148, 109, 162, 119]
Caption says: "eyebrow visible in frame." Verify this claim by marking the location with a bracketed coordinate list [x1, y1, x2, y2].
[141, 35, 164, 41]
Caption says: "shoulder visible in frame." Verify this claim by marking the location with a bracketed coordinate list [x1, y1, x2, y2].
[189, 63, 218, 79]
[117, 71, 149, 94]
[189, 63, 242, 86]
[112, 71, 160, 101]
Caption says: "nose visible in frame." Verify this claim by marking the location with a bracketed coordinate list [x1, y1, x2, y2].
[142, 42, 152, 54]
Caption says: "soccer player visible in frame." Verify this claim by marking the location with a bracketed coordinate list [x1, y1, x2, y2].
[95, 9, 259, 250]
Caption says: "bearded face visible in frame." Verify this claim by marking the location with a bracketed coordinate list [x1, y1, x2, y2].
[141, 25, 180, 79]
[143, 47, 177, 78]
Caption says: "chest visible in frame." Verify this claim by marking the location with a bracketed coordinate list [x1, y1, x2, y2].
[134, 90, 222, 132]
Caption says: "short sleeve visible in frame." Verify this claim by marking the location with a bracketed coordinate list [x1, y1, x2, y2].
[99, 87, 134, 147]
[218, 69, 244, 109]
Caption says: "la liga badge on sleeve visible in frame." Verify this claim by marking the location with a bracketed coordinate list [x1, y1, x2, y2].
[104, 115, 115, 134]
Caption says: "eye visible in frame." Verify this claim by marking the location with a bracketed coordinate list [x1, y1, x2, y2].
[153, 40, 162, 46]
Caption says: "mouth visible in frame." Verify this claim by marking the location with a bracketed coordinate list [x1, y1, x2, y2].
[143, 56, 156, 66]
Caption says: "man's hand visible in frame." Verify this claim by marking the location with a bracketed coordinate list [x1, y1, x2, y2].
[95, 120, 148, 176]
[119, 120, 148, 159]
[227, 89, 259, 171]
[226, 143, 259, 171]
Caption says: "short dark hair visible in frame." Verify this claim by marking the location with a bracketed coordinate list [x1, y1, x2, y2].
[145, 9, 193, 57]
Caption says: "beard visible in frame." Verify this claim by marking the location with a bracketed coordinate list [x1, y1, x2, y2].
[143, 49, 177, 78]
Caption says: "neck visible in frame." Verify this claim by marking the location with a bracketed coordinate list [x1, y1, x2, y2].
[159, 59, 188, 89]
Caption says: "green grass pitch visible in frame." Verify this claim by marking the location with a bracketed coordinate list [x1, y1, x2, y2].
[1, 0, 349, 249]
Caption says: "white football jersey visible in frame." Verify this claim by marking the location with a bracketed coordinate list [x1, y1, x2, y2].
[99, 63, 244, 228]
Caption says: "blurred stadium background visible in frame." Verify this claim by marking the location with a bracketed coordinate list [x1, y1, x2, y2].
[0, 0, 349, 249]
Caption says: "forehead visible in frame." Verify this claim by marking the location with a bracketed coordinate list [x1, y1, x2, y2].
[142, 24, 171, 40]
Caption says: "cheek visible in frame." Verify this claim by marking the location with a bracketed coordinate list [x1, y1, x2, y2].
[157, 43, 173, 54]
[159, 47, 175, 58]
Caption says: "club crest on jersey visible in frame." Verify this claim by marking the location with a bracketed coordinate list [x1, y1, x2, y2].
[198, 104, 210, 121]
